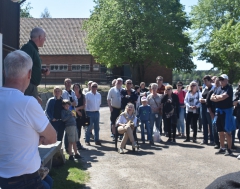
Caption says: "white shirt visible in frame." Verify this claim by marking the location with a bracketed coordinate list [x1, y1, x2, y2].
[184, 91, 202, 113]
[116, 114, 138, 127]
[62, 89, 78, 106]
[107, 87, 122, 108]
[85, 91, 101, 111]
[0, 87, 49, 178]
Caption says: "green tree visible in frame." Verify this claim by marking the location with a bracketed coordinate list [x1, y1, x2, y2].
[84, 0, 195, 82]
[40, 8, 52, 18]
[20, 2, 32, 18]
[209, 20, 240, 83]
[190, 0, 240, 82]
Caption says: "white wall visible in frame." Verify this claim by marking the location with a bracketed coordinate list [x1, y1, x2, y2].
[0, 34, 2, 87]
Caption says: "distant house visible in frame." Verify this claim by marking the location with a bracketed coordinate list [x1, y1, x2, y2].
[20, 18, 106, 84]
[20, 18, 172, 85]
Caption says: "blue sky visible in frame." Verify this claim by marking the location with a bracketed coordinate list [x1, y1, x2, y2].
[24, 0, 213, 70]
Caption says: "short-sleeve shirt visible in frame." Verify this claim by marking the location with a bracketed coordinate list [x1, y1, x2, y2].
[147, 93, 162, 113]
[0, 87, 49, 178]
[107, 87, 122, 108]
[116, 114, 138, 127]
[157, 85, 165, 94]
[214, 84, 233, 109]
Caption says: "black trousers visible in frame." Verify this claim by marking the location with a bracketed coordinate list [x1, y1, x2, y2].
[186, 112, 199, 139]
[165, 117, 177, 139]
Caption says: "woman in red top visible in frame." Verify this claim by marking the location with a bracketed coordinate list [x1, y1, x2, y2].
[173, 81, 186, 137]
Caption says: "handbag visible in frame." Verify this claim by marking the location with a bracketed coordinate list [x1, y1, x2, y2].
[82, 109, 90, 126]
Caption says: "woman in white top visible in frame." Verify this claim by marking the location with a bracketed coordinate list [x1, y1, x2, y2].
[184, 81, 202, 143]
[116, 103, 138, 154]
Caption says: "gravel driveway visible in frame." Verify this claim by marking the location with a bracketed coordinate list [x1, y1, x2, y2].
[79, 107, 240, 189]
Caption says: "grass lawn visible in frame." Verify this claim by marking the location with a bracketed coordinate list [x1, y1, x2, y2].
[49, 154, 89, 189]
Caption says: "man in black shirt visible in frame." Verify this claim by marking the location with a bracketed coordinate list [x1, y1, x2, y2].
[206, 78, 221, 148]
[199, 75, 214, 145]
[210, 74, 234, 156]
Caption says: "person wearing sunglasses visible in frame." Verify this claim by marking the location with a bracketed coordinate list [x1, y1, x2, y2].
[120, 79, 138, 111]
[211, 74, 235, 156]
[162, 85, 179, 143]
[173, 81, 186, 137]
[85, 82, 102, 146]
[184, 81, 202, 143]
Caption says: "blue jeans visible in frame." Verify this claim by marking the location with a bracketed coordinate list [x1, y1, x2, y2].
[140, 120, 151, 141]
[201, 104, 213, 142]
[150, 113, 162, 136]
[42, 175, 53, 189]
[51, 120, 65, 142]
[85, 111, 100, 143]
[0, 173, 44, 189]
[177, 107, 185, 134]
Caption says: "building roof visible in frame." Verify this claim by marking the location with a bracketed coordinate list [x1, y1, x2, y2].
[20, 18, 89, 55]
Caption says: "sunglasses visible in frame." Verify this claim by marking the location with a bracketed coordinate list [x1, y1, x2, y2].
[157, 79, 163, 81]
[191, 85, 196, 87]
[219, 78, 224, 81]
[127, 83, 132, 85]
[92, 86, 97, 88]
[167, 88, 172, 91]
[177, 85, 182, 87]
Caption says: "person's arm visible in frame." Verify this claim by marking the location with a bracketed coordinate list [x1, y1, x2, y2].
[45, 98, 54, 121]
[212, 92, 228, 102]
[39, 122, 57, 145]
[61, 110, 72, 122]
[72, 91, 78, 107]
[184, 92, 190, 108]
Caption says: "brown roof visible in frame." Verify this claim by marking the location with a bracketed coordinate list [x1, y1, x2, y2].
[20, 18, 89, 55]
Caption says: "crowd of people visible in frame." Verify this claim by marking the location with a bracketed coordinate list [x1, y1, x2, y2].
[107, 75, 240, 158]
[1, 26, 240, 189]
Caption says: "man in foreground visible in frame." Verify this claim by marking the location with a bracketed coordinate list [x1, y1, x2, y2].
[0, 50, 56, 188]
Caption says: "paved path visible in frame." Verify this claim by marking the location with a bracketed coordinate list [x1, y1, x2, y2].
[80, 107, 240, 189]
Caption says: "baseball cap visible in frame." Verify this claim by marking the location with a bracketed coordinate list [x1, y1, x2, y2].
[218, 74, 228, 80]
[88, 81, 93, 84]
[141, 96, 147, 101]
[116, 78, 123, 81]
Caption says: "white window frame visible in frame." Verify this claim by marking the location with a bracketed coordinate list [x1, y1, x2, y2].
[93, 64, 100, 71]
[50, 64, 68, 72]
[71, 64, 90, 72]
[41, 64, 46, 69]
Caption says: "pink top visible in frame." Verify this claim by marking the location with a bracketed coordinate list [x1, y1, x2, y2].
[173, 90, 186, 104]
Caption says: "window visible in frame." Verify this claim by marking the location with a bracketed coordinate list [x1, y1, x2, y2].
[71, 64, 90, 72]
[50, 64, 68, 72]
[93, 64, 99, 71]
[41, 64, 46, 69]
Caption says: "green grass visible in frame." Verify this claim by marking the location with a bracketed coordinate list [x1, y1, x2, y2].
[38, 86, 54, 94]
[49, 154, 89, 189]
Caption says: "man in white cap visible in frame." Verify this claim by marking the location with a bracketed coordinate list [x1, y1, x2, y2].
[107, 78, 123, 139]
[210, 74, 235, 156]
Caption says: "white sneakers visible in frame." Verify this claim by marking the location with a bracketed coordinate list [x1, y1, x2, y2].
[118, 148, 124, 154]
[237, 155, 240, 160]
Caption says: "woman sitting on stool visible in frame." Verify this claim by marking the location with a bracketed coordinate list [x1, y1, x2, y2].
[116, 103, 138, 154]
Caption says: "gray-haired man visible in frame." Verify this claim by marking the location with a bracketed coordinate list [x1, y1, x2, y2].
[21, 27, 50, 104]
[0, 50, 56, 188]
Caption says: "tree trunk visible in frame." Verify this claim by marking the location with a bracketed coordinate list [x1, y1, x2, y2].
[130, 63, 145, 85]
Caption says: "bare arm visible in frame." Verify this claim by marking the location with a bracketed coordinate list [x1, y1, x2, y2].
[107, 99, 113, 112]
[211, 92, 228, 102]
[39, 123, 57, 145]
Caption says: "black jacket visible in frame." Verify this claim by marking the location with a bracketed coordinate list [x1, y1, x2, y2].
[162, 93, 179, 119]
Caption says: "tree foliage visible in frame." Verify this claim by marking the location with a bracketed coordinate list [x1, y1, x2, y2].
[190, 0, 240, 83]
[20, 2, 32, 18]
[41, 8, 52, 18]
[84, 0, 195, 82]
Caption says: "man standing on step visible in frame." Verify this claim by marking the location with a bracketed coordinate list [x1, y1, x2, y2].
[21, 27, 50, 104]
